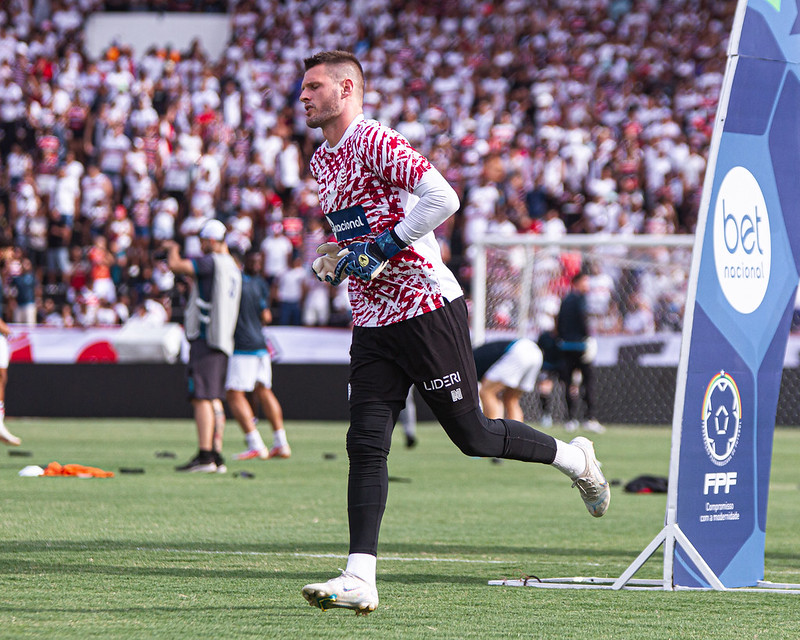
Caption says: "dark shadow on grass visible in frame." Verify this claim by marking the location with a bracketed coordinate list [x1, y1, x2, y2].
[0, 604, 264, 614]
[0, 604, 314, 618]
[0, 539, 643, 585]
[2, 561, 292, 580]
[0, 560, 487, 585]
[0, 539, 640, 560]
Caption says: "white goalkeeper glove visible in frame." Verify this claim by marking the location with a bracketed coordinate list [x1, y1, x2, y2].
[312, 242, 349, 286]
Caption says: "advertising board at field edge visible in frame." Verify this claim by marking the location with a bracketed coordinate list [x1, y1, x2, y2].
[673, 0, 800, 588]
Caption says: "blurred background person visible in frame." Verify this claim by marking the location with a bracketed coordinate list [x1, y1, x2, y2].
[473, 338, 544, 422]
[557, 272, 604, 434]
[166, 218, 242, 473]
[225, 250, 290, 461]
[0, 315, 21, 446]
[12, 257, 37, 325]
[275, 254, 305, 326]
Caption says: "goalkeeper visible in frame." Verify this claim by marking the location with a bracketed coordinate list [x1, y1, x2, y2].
[299, 50, 610, 616]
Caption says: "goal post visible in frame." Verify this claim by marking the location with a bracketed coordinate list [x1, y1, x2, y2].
[470, 233, 800, 427]
[470, 234, 695, 348]
[470, 233, 701, 426]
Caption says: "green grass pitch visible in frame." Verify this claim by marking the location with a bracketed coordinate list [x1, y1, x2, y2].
[1, 419, 799, 639]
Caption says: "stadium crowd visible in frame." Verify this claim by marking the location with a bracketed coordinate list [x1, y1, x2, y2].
[0, 0, 736, 333]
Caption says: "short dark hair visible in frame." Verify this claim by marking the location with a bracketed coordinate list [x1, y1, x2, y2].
[304, 50, 362, 73]
[303, 50, 364, 94]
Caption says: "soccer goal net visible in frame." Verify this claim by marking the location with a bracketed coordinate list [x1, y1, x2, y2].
[469, 234, 800, 425]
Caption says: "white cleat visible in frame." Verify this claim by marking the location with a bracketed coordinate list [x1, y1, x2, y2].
[0, 423, 21, 446]
[302, 571, 379, 615]
[569, 436, 610, 518]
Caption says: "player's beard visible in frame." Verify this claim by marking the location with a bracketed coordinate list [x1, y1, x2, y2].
[305, 91, 343, 129]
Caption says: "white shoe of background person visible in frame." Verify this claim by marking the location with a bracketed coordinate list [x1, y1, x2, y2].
[581, 419, 606, 434]
[564, 419, 579, 433]
[268, 444, 292, 459]
[174, 453, 217, 473]
[0, 422, 21, 446]
[234, 447, 269, 460]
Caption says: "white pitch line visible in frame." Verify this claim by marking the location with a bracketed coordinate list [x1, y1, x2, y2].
[136, 547, 555, 565]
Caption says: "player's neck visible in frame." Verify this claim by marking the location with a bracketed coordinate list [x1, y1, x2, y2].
[323, 109, 363, 148]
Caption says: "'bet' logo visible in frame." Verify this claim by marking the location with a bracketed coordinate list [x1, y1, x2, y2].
[704, 472, 737, 495]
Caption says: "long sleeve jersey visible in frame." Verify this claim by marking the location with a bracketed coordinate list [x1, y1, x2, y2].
[310, 115, 462, 327]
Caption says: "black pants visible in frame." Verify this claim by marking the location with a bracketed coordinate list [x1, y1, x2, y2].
[558, 352, 595, 421]
[346, 297, 557, 556]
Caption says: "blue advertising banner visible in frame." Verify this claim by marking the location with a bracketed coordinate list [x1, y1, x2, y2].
[673, 0, 800, 588]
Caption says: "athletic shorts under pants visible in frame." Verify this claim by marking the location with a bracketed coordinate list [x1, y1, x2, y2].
[349, 296, 480, 419]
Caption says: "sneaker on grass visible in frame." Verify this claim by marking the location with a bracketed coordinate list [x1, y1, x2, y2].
[302, 571, 379, 615]
[234, 447, 269, 460]
[564, 419, 579, 433]
[268, 444, 291, 459]
[0, 422, 21, 446]
[213, 451, 227, 474]
[175, 453, 216, 473]
[581, 419, 606, 434]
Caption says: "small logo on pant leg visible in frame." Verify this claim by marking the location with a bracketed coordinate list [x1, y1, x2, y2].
[423, 371, 461, 390]
[451, 388, 463, 402]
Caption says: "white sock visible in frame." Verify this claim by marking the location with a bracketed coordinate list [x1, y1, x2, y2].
[551, 439, 587, 480]
[0, 401, 5, 421]
[245, 430, 266, 451]
[273, 428, 288, 449]
[345, 553, 376, 586]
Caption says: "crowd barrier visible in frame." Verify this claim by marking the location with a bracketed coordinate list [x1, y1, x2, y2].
[6, 326, 800, 424]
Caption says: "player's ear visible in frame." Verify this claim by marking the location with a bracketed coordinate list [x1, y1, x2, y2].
[341, 77, 354, 99]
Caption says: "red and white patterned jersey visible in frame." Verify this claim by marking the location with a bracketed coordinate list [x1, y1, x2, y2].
[310, 115, 462, 327]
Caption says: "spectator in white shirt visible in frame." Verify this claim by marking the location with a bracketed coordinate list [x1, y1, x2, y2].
[276, 254, 306, 326]
[260, 222, 294, 290]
